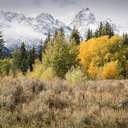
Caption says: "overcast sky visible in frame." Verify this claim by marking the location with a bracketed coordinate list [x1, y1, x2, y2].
[0, 0, 127, 25]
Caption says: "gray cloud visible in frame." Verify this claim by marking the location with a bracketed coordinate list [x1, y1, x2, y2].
[0, 0, 127, 25]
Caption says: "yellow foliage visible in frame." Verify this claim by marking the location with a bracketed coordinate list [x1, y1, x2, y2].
[65, 67, 86, 85]
[88, 63, 99, 78]
[27, 60, 56, 80]
[40, 67, 56, 80]
[79, 36, 122, 79]
[102, 61, 119, 79]
[27, 60, 44, 78]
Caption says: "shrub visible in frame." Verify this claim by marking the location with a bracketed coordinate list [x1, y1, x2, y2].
[65, 67, 86, 85]
[27, 60, 44, 78]
[102, 61, 119, 79]
[40, 67, 56, 80]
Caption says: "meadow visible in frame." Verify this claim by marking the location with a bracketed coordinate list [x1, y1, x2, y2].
[0, 77, 128, 128]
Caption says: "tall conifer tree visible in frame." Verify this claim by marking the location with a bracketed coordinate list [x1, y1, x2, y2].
[0, 31, 5, 59]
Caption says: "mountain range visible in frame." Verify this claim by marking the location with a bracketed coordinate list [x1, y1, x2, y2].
[0, 8, 127, 48]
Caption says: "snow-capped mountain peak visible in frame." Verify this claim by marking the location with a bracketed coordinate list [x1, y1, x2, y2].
[0, 11, 28, 24]
[0, 8, 125, 48]
[70, 8, 98, 37]
[0, 10, 71, 48]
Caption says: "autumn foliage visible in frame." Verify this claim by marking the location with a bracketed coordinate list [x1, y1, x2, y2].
[79, 35, 128, 79]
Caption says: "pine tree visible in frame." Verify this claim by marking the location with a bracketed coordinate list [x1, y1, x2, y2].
[38, 33, 51, 62]
[122, 33, 128, 45]
[38, 41, 43, 62]
[59, 27, 65, 38]
[94, 29, 99, 38]
[43, 33, 51, 53]
[19, 43, 29, 74]
[53, 30, 58, 40]
[0, 31, 5, 59]
[12, 43, 29, 74]
[105, 22, 114, 37]
[12, 49, 20, 76]
[31, 46, 36, 64]
[70, 27, 80, 45]
[28, 46, 36, 72]
[86, 29, 93, 40]
[99, 22, 103, 36]
[94, 22, 114, 38]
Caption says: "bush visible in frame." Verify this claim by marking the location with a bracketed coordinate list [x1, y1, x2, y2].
[40, 67, 56, 80]
[27, 60, 44, 78]
[65, 67, 86, 85]
[102, 61, 119, 79]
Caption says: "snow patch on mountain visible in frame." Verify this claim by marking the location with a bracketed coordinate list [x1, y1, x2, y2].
[0, 11, 71, 47]
[70, 8, 120, 37]
[70, 8, 98, 37]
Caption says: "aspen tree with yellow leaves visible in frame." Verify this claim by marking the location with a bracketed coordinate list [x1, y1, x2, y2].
[79, 35, 128, 79]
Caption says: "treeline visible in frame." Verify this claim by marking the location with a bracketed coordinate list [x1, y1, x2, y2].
[86, 22, 114, 40]
[0, 27, 80, 77]
[0, 22, 128, 81]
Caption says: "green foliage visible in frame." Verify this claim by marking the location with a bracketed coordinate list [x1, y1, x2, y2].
[19, 43, 29, 74]
[28, 46, 36, 72]
[43, 33, 51, 53]
[86, 29, 93, 40]
[43, 31, 79, 78]
[122, 33, 128, 45]
[0, 31, 5, 59]
[95, 22, 114, 38]
[12, 43, 29, 74]
[70, 27, 80, 44]
[0, 59, 12, 76]
[38, 41, 43, 62]
[40, 67, 56, 80]
[65, 67, 86, 85]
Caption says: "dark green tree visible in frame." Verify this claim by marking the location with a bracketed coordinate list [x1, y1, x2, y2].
[31, 46, 36, 64]
[53, 30, 58, 40]
[28, 46, 36, 72]
[12, 43, 29, 74]
[38, 41, 43, 62]
[122, 33, 128, 45]
[105, 22, 114, 37]
[99, 22, 103, 36]
[86, 29, 93, 40]
[70, 27, 80, 44]
[38, 33, 51, 62]
[19, 43, 29, 74]
[94, 22, 114, 38]
[43, 33, 51, 53]
[0, 31, 5, 59]
[59, 27, 65, 38]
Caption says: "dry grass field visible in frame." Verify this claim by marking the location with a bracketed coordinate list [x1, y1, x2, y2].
[0, 77, 128, 128]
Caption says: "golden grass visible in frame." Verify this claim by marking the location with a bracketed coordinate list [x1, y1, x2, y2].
[0, 78, 128, 128]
